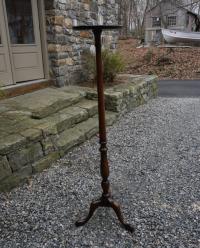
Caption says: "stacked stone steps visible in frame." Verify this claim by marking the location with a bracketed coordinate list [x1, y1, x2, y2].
[0, 88, 84, 119]
[56, 111, 117, 156]
[0, 97, 118, 191]
[32, 98, 117, 163]
[0, 75, 158, 191]
[35, 99, 98, 135]
[0, 98, 100, 155]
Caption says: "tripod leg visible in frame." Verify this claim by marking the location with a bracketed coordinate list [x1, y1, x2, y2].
[110, 200, 134, 233]
[75, 199, 101, 227]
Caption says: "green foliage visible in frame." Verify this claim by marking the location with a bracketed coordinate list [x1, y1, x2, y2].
[102, 49, 125, 83]
[82, 50, 96, 83]
[83, 49, 125, 84]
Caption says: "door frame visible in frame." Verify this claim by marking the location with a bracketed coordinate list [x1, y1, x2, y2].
[38, 0, 50, 81]
[1, 0, 49, 87]
[0, 0, 13, 86]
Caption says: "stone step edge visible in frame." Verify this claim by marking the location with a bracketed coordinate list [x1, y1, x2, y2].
[0, 111, 118, 192]
[0, 100, 99, 156]
[33, 99, 98, 138]
[56, 111, 118, 155]
[31, 92, 84, 119]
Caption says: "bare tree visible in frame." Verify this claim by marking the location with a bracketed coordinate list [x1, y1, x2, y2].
[117, 0, 200, 38]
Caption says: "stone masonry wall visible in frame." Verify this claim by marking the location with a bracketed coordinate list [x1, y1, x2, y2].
[44, 0, 119, 87]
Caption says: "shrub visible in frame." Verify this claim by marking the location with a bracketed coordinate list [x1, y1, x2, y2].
[82, 50, 96, 83]
[102, 49, 125, 83]
[83, 49, 125, 84]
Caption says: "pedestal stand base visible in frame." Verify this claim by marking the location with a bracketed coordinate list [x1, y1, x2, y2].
[73, 25, 133, 234]
[75, 196, 134, 233]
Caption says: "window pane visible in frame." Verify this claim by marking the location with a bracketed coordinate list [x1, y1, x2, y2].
[152, 17, 161, 27]
[167, 16, 177, 26]
[5, 0, 35, 44]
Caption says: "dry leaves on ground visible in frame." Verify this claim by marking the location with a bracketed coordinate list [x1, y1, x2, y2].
[117, 39, 200, 79]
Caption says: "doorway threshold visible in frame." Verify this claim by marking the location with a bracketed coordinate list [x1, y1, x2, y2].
[0, 79, 55, 100]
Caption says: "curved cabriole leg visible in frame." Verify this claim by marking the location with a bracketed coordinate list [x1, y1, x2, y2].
[109, 200, 135, 233]
[75, 199, 101, 227]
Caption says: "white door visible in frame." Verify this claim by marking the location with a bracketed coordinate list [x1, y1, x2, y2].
[5, 0, 44, 82]
[0, 0, 44, 86]
[0, 0, 12, 86]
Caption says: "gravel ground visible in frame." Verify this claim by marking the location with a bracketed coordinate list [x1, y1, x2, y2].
[0, 97, 200, 248]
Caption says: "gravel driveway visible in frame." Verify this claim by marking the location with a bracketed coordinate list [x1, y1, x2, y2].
[0, 97, 200, 248]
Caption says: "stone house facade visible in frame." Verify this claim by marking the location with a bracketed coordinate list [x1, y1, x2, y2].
[0, 0, 118, 91]
[144, 0, 198, 44]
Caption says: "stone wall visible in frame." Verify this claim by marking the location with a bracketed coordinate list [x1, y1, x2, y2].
[44, 0, 119, 87]
[85, 74, 158, 113]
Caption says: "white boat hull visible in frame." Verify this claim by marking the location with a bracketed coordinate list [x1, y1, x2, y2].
[162, 29, 200, 44]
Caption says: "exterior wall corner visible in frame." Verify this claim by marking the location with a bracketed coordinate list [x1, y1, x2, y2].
[44, 0, 119, 87]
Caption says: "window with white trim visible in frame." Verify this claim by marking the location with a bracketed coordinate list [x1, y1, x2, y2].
[167, 16, 177, 26]
[152, 17, 161, 27]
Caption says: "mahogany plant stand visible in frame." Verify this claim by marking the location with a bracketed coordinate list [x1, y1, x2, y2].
[73, 25, 134, 233]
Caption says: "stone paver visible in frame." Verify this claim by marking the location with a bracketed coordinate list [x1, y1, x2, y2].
[0, 97, 199, 247]
[0, 88, 83, 119]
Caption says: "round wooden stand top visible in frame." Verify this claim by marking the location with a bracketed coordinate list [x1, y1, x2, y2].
[73, 25, 122, 31]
